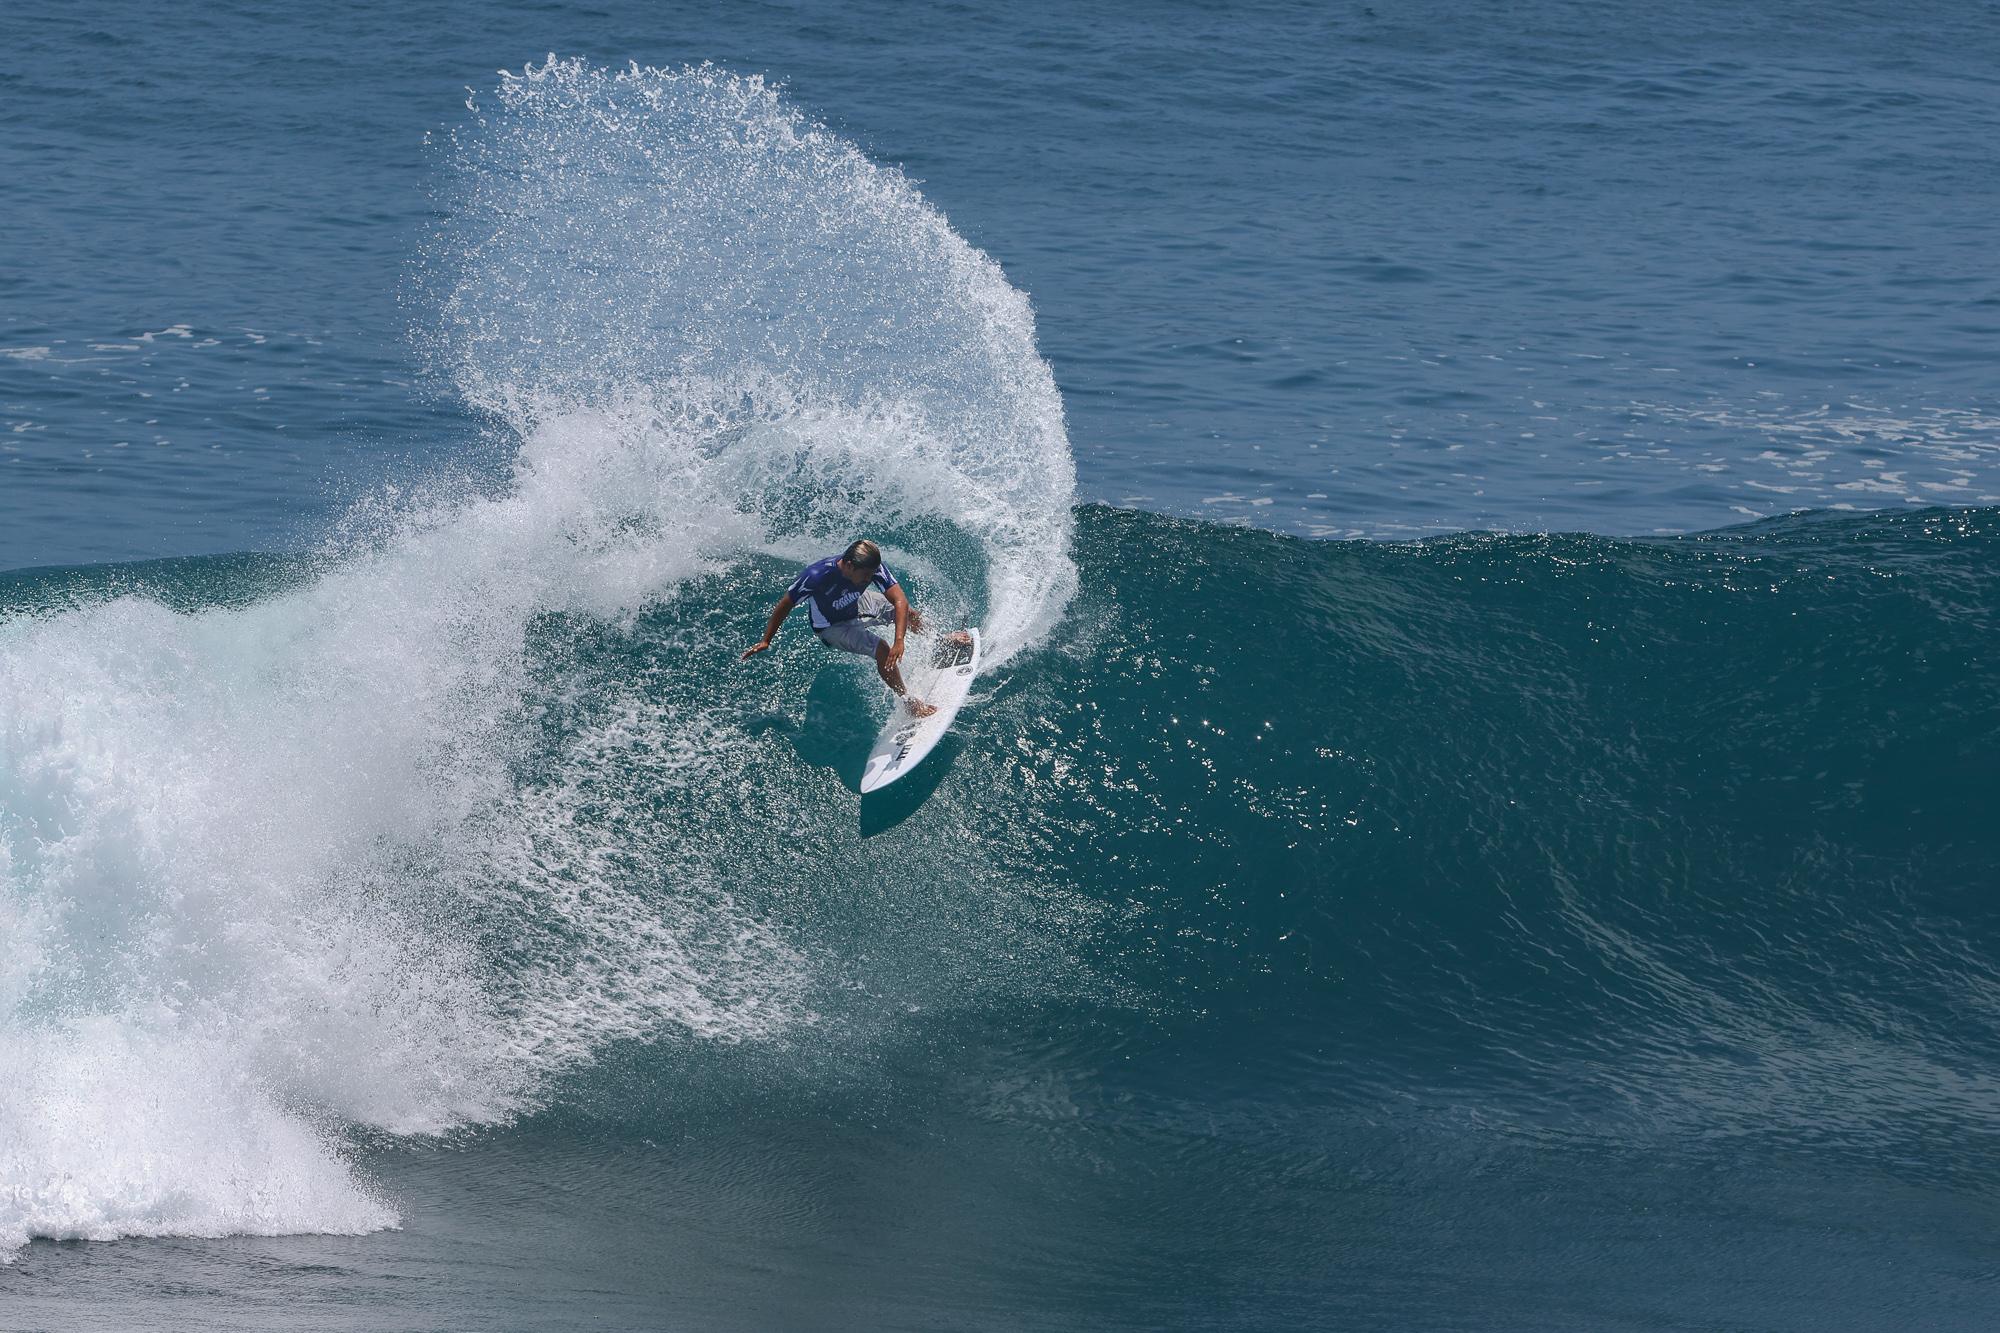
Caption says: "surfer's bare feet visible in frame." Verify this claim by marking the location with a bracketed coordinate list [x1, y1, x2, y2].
[904, 696, 937, 718]
[945, 630, 972, 647]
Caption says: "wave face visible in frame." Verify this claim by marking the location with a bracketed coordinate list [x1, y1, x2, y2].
[1021, 505, 2000, 1162]
[0, 60, 1075, 1257]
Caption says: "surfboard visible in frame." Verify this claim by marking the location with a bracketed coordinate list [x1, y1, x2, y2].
[859, 627, 982, 793]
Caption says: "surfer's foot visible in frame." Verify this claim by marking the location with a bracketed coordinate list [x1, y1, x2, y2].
[904, 695, 937, 718]
[945, 631, 972, 646]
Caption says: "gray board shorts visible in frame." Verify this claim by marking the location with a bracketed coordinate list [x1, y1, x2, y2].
[814, 590, 894, 657]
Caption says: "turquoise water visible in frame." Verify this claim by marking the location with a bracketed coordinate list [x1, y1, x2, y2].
[5, 4, 2000, 1329]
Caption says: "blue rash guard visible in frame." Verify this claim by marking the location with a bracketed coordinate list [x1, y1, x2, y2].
[786, 555, 899, 631]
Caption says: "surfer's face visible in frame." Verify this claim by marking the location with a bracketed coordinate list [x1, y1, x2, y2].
[837, 558, 874, 587]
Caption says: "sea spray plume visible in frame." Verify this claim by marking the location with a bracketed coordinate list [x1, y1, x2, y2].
[426, 58, 1077, 660]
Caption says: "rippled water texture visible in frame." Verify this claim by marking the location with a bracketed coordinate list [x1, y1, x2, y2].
[6, 0, 2000, 567]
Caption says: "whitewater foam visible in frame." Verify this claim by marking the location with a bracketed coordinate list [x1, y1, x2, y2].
[0, 439, 800, 1254]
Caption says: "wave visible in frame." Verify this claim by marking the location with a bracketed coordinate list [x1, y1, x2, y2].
[7, 497, 1997, 1254]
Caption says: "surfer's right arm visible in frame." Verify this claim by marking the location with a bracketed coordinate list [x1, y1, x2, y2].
[742, 593, 796, 660]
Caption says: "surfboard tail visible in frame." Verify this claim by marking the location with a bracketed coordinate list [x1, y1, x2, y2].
[860, 627, 982, 793]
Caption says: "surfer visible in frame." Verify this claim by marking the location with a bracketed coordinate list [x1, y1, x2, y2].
[741, 540, 965, 717]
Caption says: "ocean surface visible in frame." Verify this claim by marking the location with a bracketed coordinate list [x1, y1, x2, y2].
[4, 3, 1999, 1329]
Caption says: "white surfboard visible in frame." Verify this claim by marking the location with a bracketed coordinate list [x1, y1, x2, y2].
[859, 627, 982, 793]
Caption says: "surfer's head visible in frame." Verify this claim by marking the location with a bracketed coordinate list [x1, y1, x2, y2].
[837, 539, 882, 586]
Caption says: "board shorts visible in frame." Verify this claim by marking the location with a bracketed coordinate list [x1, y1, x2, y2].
[814, 589, 893, 657]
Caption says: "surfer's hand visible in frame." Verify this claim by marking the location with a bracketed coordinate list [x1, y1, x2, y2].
[741, 639, 771, 661]
[885, 640, 905, 667]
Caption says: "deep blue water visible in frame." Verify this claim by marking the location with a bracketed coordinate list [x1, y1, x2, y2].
[8, 0, 2000, 569]
[5, 3, 2000, 1330]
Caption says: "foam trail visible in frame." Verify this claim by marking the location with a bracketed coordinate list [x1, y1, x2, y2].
[4, 58, 1072, 1256]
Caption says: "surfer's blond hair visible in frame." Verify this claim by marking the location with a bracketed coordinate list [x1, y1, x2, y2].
[843, 539, 883, 571]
